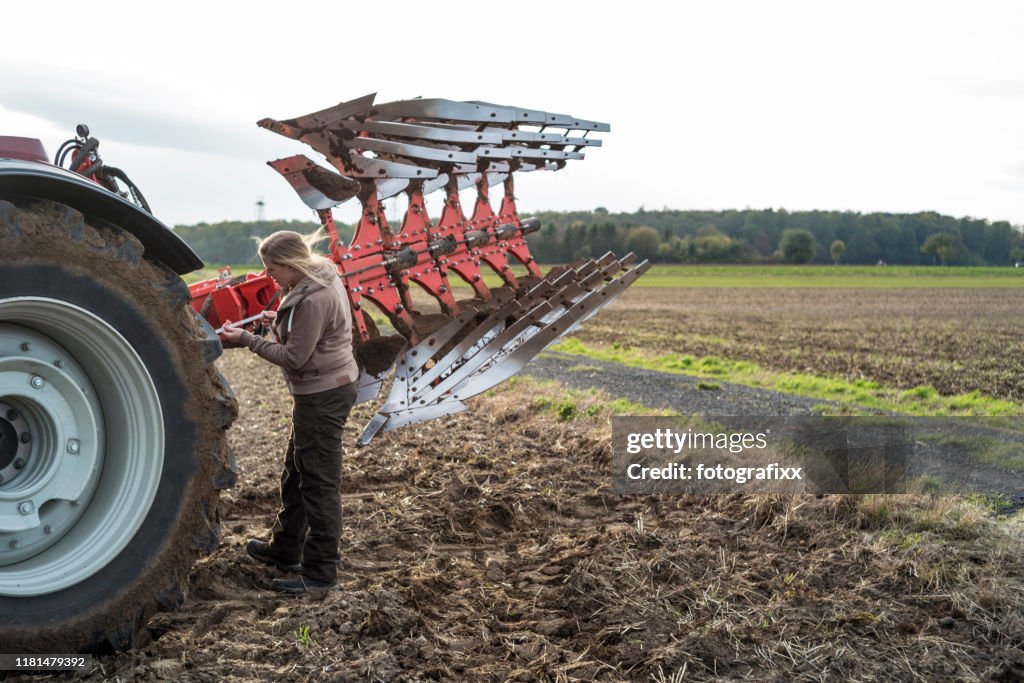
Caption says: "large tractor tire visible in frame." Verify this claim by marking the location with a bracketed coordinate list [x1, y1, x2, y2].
[0, 198, 238, 653]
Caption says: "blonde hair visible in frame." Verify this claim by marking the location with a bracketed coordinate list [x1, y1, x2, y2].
[255, 229, 335, 288]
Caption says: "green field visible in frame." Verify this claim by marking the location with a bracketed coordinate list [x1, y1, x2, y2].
[185, 263, 1024, 288]
[627, 264, 1024, 288]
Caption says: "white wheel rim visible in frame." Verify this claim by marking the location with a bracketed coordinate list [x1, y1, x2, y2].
[0, 297, 164, 596]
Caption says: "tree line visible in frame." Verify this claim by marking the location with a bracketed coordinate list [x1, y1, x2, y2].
[525, 208, 1024, 266]
[173, 219, 348, 265]
[174, 208, 1024, 266]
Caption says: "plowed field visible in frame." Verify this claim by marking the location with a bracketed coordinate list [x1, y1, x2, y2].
[570, 288, 1024, 402]
[52, 335, 1024, 682]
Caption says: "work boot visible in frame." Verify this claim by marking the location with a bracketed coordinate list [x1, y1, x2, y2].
[245, 539, 301, 573]
[270, 576, 337, 596]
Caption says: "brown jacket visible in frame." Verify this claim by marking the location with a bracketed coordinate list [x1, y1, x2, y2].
[240, 261, 358, 395]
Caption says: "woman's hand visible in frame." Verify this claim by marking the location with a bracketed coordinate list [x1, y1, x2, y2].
[262, 310, 277, 323]
[220, 320, 245, 343]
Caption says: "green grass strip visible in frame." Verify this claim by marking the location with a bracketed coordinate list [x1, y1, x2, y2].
[548, 338, 1024, 418]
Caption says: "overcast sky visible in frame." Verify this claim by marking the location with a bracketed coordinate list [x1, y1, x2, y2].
[2, 1, 1022, 228]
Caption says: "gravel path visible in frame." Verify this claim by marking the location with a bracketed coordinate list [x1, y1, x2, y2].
[522, 351, 837, 416]
[521, 351, 1024, 509]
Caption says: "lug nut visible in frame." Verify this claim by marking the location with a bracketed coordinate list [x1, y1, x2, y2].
[30, 376, 44, 390]
[9, 540, 18, 549]
[54, 359, 66, 369]
[20, 342, 30, 352]
[67, 439, 80, 455]
[13, 459, 24, 470]
[20, 432, 30, 444]
[6, 410, 18, 422]
[44, 525, 53, 534]
[18, 501, 33, 516]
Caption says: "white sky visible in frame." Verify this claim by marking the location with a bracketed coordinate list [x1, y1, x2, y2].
[1, 1, 1022, 228]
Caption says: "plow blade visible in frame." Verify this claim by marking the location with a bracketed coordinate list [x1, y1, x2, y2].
[357, 256, 650, 445]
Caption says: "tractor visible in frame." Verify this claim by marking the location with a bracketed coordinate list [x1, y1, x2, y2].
[0, 94, 647, 653]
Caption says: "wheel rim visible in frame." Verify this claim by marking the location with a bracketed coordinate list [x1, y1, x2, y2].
[0, 297, 164, 596]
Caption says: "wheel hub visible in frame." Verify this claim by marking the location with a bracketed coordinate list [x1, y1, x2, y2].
[0, 334, 103, 567]
[0, 408, 27, 484]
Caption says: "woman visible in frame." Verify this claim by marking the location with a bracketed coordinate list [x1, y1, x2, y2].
[221, 230, 358, 595]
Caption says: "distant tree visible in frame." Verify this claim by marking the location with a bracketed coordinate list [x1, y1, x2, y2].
[563, 221, 588, 262]
[625, 225, 661, 261]
[751, 230, 775, 257]
[572, 244, 592, 260]
[657, 241, 674, 263]
[694, 233, 743, 262]
[780, 229, 816, 264]
[830, 239, 846, 265]
[920, 232, 960, 265]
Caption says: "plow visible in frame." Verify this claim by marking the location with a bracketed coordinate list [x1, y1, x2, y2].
[189, 94, 649, 444]
[0, 93, 646, 653]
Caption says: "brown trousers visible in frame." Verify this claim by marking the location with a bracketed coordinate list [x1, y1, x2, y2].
[269, 382, 357, 584]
